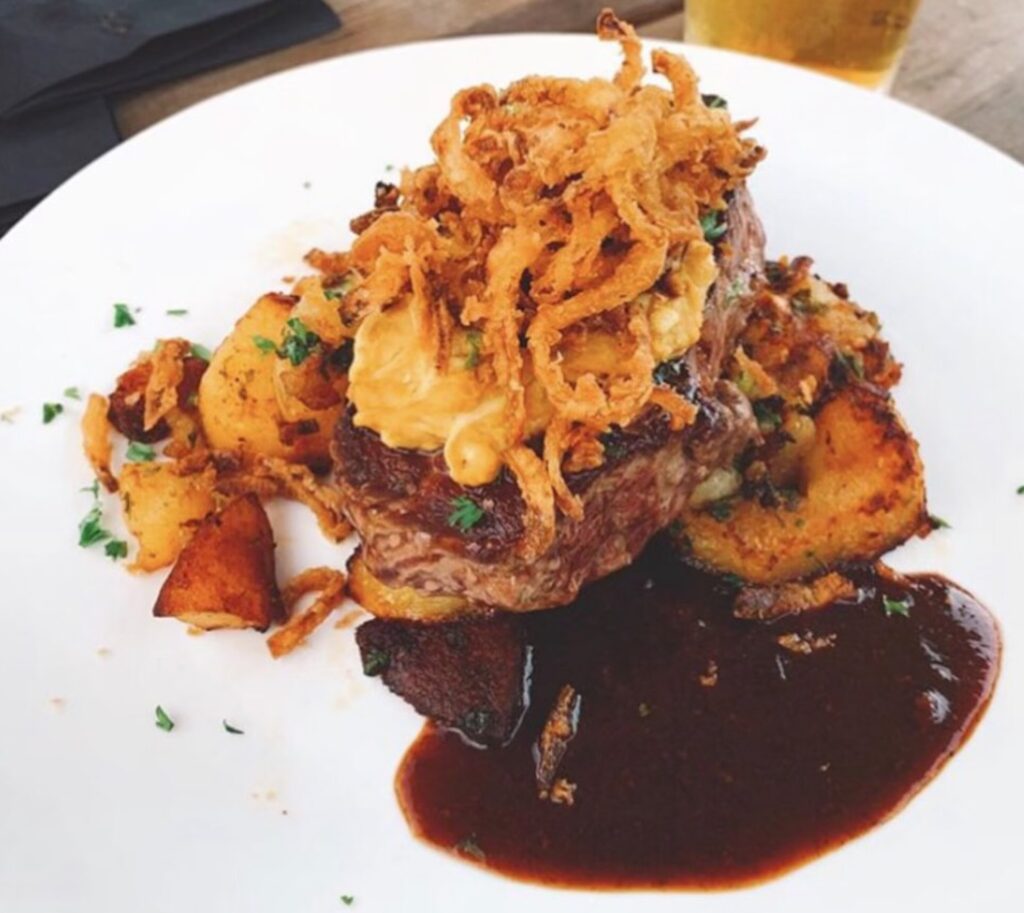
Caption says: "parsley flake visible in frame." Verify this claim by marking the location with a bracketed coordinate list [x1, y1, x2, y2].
[42, 402, 64, 424]
[253, 335, 278, 355]
[78, 505, 111, 547]
[929, 514, 951, 530]
[155, 706, 175, 732]
[753, 399, 783, 432]
[721, 572, 745, 589]
[464, 330, 482, 369]
[1017, 485, 1024, 495]
[279, 318, 320, 366]
[104, 540, 128, 560]
[833, 351, 865, 381]
[190, 343, 212, 362]
[223, 720, 245, 735]
[81, 479, 100, 498]
[63, 386, 81, 400]
[362, 648, 390, 677]
[448, 495, 485, 532]
[324, 274, 358, 300]
[126, 441, 156, 462]
[453, 835, 485, 861]
[112, 303, 136, 327]
[340, 896, 355, 906]
[699, 209, 728, 242]
[702, 93, 728, 109]
[882, 596, 912, 618]
[706, 499, 733, 522]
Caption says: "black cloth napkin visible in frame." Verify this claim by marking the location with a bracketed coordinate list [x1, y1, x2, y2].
[0, 0, 340, 236]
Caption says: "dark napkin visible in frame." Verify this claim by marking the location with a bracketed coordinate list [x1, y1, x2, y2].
[0, 0, 340, 235]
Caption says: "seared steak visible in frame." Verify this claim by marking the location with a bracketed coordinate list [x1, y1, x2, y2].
[334, 185, 764, 612]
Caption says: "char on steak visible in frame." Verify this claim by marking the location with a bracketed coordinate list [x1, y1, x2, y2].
[334, 185, 765, 612]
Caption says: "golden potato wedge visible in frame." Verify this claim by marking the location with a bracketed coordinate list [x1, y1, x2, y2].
[676, 383, 927, 585]
[348, 553, 469, 621]
[154, 494, 284, 631]
[197, 294, 346, 469]
[119, 462, 216, 571]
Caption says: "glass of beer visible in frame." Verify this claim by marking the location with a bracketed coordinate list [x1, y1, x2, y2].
[684, 0, 923, 91]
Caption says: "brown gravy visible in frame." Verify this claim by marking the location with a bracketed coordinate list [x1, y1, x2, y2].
[396, 542, 1000, 889]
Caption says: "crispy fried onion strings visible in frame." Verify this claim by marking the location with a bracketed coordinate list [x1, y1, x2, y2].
[310, 10, 763, 554]
[267, 567, 347, 658]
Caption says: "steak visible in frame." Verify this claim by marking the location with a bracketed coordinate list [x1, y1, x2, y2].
[356, 613, 530, 747]
[334, 185, 765, 612]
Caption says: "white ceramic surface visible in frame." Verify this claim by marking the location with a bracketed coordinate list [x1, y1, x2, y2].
[1, 34, 1022, 913]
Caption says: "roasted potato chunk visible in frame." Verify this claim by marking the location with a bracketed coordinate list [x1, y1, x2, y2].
[741, 257, 902, 405]
[119, 463, 216, 571]
[108, 351, 207, 443]
[348, 553, 469, 621]
[154, 494, 284, 631]
[676, 384, 927, 585]
[197, 294, 346, 469]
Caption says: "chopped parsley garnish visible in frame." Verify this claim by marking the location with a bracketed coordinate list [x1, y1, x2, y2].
[707, 499, 733, 522]
[42, 402, 63, 424]
[253, 335, 278, 355]
[702, 93, 728, 109]
[112, 303, 136, 327]
[461, 709, 492, 737]
[464, 330, 482, 369]
[833, 351, 865, 380]
[340, 897, 354, 907]
[448, 495, 485, 532]
[882, 596, 912, 618]
[155, 706, 175, 732]
[362, 648, 390, 677]
[166, 309, 188, 316]
[81, 479, 100, 498]
[190, 342, 212, 362]
[753, 399, 783, 432]
[721, 572, 745, 589]
[278, 317, 320, 366]
[324, 274, 358, 300]
[78, 505, 112, 547]
[453, 835, 485, 861]
[63, 386, 81, 400]
[1017, 485, 1024, 495]
[602, 439, 626, 461]
[104, 540, 128, 560]
[929, 514, 951, 530]
[724, 277, 747, 304]
[126, 441, 156, 462]
[699, 209, 728, 242]
[223, 720, 245, 735]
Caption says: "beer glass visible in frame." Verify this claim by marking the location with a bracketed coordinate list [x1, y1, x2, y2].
[684, 0, 923, 91]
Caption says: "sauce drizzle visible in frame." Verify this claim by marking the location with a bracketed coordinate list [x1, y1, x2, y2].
[396, 543, 1000, 889]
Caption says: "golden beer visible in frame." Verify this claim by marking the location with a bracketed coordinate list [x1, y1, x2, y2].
[684, 0, 922, 90]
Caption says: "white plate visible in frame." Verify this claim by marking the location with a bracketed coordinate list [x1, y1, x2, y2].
[1, 34, 1022, 913]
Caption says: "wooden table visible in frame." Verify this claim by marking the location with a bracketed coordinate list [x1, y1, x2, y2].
[116, 0, 1024, 162]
